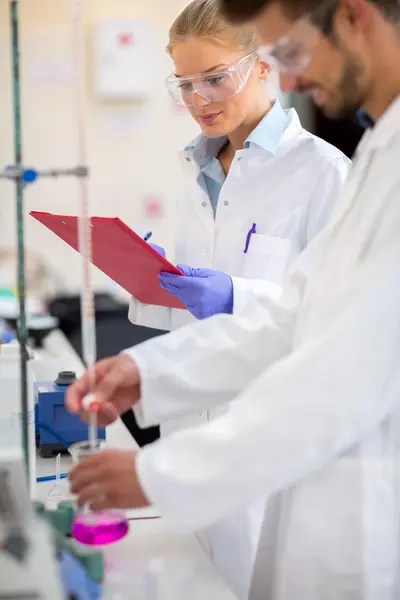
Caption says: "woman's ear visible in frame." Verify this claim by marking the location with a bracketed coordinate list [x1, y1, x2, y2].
[259, 60, 272, 80]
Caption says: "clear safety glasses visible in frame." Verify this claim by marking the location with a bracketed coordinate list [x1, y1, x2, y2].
[166, 53, 257, 107]
[257, 0, 339, 75]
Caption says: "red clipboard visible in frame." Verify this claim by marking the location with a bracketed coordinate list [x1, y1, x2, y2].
[30, 211, 185, 309]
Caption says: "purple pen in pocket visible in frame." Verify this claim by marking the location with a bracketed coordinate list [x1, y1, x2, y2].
[243, 223, 257, 254]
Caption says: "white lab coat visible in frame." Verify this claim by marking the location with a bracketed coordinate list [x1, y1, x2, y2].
[125, 93, 400, 600]
[128, 108, 349, 597]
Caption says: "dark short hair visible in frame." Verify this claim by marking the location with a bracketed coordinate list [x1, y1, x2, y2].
[220, 0, 400, 24]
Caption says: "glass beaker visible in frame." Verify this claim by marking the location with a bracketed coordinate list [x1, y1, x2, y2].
[69, 439, 129, 546]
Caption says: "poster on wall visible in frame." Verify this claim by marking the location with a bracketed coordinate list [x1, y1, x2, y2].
[93, 20, 154, 100]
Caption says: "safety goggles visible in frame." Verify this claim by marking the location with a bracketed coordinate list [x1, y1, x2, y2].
[257, 0, 339, 75]
[166, 53, 257, 107]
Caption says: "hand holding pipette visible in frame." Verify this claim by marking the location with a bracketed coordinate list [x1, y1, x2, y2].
[67, 355, 141, 426]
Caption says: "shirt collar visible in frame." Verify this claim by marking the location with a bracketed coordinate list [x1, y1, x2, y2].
[244, 99, 287, 155]
[356, 109, 375, 129]
[355, 94, 400, 157]
[184, 135, 226, 169]
[184, 99, 288, 167]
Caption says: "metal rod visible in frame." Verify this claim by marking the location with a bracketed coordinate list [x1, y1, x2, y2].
[10, 0, 29, 478]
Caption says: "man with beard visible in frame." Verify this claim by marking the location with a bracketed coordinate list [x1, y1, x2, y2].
[67, 1, 400, 598]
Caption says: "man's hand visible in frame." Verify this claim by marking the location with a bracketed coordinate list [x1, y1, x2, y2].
[69, 449, 150, 511]
[65, 355, 141, 427]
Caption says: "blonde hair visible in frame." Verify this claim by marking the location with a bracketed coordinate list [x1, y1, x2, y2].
[167, 0, 259, 55]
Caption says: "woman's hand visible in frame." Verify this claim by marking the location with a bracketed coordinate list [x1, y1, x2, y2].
[159, 265, 233, 319]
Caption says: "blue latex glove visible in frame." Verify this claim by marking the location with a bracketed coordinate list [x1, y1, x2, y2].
[149, 242, 166, 257]
[159, 265, 233, 319]
[58, 550, 101, 600]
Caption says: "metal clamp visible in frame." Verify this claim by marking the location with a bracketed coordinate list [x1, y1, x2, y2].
[0, 164, 89, 184]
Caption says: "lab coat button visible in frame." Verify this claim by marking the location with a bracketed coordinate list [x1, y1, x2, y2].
[201, 201, 207, 207]
[186, 157, 191, 162]
[224, 201, 229, 206]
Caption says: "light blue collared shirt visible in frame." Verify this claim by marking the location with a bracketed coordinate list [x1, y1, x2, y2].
[185, 100, 288, 218]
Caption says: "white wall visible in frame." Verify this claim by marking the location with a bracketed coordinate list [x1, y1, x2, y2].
[0, 0, 292, 300]
[0, 0, 198, 296]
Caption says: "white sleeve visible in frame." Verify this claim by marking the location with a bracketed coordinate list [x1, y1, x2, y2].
[128, 297, 172, 331]
[125, 229, 326, 427]
[125, 281, 297, 428]
[231, 277, 283, 314]
[136, 229, 400, 530]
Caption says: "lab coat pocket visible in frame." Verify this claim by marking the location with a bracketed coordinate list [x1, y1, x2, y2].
[243, 234, 291, 283]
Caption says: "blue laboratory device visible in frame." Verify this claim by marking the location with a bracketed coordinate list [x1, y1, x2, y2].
[35, 371, 105, 458]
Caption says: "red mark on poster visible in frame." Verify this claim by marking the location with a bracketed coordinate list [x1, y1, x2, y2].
[118, 33, 134, 46]
[144, 196, 163, 218]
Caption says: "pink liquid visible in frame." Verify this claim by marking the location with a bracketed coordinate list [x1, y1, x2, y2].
[72, 511, 129, 546]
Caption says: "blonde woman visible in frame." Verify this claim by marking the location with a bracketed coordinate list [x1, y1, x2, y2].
[130, 0, 349, 336]
[128, 0, 350, 597]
